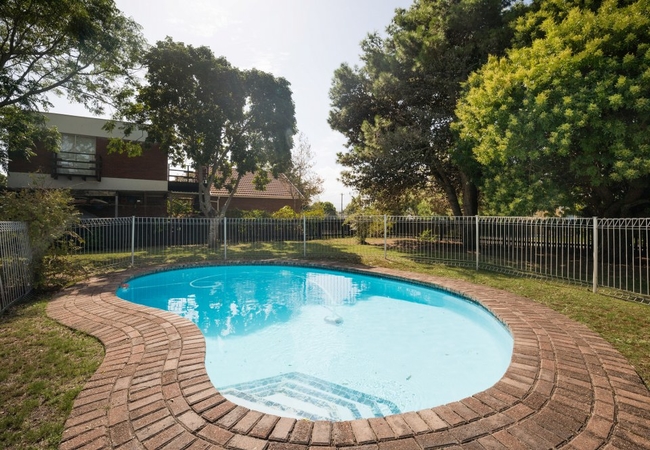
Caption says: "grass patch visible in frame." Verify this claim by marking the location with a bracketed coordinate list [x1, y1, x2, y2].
[7, 240, 649, 449]
[0, 296, 103, 450]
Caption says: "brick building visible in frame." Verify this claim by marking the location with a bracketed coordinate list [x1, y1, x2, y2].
[7, 113, 302, 217]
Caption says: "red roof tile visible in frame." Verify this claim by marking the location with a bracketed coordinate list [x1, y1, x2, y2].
[209, 171, 302, 200]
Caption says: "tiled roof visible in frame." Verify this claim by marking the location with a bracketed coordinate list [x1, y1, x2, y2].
[210, 171, 302, 199]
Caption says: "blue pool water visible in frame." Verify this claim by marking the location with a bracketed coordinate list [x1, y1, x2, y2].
[117, 265, 513, 421]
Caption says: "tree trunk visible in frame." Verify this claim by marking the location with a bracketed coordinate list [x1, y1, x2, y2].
[197, 164, 216, 218]
[431, 168, 463, 216]
[217, 174, 244, 218]
[460, 171, 479, 217]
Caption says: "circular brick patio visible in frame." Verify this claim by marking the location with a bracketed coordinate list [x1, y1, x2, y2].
[47, 262, 650, 449]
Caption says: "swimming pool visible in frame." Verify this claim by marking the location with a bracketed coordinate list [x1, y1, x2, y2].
[117, 264, 513, 421]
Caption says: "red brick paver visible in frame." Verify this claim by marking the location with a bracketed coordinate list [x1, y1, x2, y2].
[47, 262, 650, 449]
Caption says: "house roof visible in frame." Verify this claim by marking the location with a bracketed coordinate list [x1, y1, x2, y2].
[209, 171, 303, 200]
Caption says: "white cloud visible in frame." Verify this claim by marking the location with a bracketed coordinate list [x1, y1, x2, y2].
[163, 0, 241, 38]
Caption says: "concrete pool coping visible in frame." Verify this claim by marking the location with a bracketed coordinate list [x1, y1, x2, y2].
[47, 261, 650, 450]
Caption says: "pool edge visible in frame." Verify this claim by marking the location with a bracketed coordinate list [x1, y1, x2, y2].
[48, 260, 650, 449]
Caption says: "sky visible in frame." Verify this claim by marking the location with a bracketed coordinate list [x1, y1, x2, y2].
[49, 0, 415, 211]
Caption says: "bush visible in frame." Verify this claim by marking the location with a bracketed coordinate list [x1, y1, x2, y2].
[0, 188, 80, 288]
[418, 229, 439, 243]
[227, 209, 271, 219]
[344, 211, 390, 244]
[272, 206, 299, 219]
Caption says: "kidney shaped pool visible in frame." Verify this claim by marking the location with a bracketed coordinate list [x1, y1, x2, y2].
[117, 264, 513, 421]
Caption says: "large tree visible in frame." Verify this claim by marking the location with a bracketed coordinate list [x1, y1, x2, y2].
[455, 0, 650, 217]
[329, 0, 522, 216]
[0, 0, 146, 169]
[112, 38, 297, 218]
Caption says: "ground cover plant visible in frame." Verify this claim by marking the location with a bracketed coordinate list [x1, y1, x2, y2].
[3, 241, 649, 449]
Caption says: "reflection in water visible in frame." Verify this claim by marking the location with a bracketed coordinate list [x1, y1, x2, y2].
[117, 265, 514, 419]
[119, 266, 372, 338]
[167, 294, 199, 323]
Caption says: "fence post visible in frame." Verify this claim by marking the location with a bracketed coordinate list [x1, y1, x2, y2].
[303, 215, 307, 257]
[131, 216, 135, 267]
[476, 215, 480, 271]
[384, 214, 388, 259]
[224, 217, 228, 260]
[592, 216, 598, 293]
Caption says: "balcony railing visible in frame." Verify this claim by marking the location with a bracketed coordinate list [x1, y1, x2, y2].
[52, 152, 102, 181]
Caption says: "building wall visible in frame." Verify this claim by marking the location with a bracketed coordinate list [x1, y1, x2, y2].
[213, 197, 301, 214]
[9, 137, 167, 183]
[7, 113, 169, 218]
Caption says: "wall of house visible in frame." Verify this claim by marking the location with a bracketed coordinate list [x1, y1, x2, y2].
[9, 136, 167, 183]
[7, 113, 169, 218]
[213, 197, 301, 214]
[76, 192, 168, 218]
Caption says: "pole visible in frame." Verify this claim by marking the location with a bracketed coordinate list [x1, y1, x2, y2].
[476, 215, 480, 271]
[303, 215, 307, 257]
[592, 217, 598, 293]
[224, 217, 228, 260]
[131, 215, 135, 267]
[384, 214, 388, 259]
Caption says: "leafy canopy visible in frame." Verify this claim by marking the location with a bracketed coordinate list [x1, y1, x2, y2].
[0, 0, 146, 168]
[112, 38, 297, 218]
[329, 0, 521, 216]
[455, 0, 650, 217]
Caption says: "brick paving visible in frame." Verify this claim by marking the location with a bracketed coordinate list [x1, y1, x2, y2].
[47, 262, 650, 449]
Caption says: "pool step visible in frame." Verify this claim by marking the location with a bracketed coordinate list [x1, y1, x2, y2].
[219, 372, 401, 421]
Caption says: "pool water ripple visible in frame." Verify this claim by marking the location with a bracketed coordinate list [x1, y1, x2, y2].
[117, 264, 513, 420]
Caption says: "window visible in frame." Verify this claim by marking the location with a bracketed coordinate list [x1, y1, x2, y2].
[53, 134, 100, 179]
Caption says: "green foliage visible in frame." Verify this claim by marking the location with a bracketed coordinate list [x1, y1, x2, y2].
[227, 209, 271, 219]
[167, 197, 195, 218]
[343, 208, 389, 244]
[0, 0, 146, 167]
[418, 229, 439, 242]
[0, 187, 80, 287]
[272, 206, 299, 219]
[455, 0, 650, 217]
[112, 38, 297, 218]
[309, 201, 337, 216]
[329, 0, 522, 216]
[303, 208, 325, 218]
[0, 108, 61, 172]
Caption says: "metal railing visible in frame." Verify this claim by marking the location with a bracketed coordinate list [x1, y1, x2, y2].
[0, 221, 33, 312]
[58, 215, 650, 304]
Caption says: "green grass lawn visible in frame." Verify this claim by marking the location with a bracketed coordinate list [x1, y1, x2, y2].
[0, 296, 103, 450]
[3, 241, 649, 449]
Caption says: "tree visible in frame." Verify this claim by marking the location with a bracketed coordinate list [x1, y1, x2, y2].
[284, 132, 323, 208]
[329, 0, 523, 216]
[0, 0, 147, 169]
[455, 0, 650, 217]
[309, 201, 338, 216]
[112, 38, 297, 218]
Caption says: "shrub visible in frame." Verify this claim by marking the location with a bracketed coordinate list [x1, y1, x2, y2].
[344, 210, 390, 244]
[272, 206, 299, 219]
[0, 188, 80, 288]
